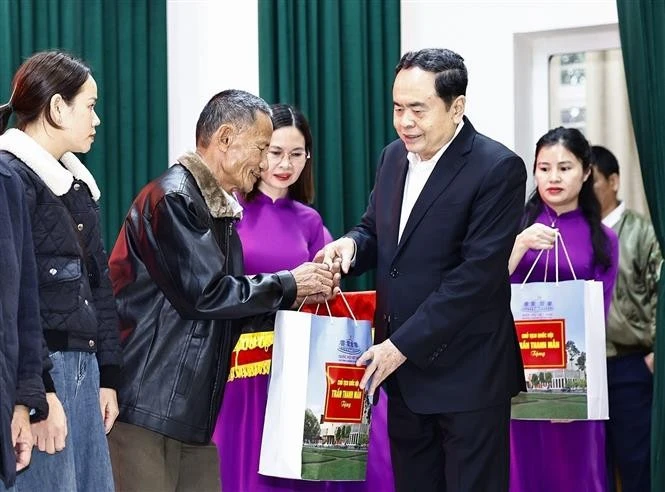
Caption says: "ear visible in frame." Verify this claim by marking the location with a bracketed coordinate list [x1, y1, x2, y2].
[49, 94, 64, 126]
[609, 173, 620, 193]
[451, 95, 466, 124]
[214, 124, 235, 152]
[583, 167, 592, 182]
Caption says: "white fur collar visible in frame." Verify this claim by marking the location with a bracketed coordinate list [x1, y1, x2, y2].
[0, 128, 101, 200]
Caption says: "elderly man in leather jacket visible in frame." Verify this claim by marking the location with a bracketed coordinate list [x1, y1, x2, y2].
[592, 145, 662, 492]
[107, 90, 335, 492]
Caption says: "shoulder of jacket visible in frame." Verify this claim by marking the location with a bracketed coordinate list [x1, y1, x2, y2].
[624, 209, 656, 235]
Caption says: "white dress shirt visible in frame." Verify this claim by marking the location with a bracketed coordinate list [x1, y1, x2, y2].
[602, 201, 625, 229]
[397, 121, 464, 242]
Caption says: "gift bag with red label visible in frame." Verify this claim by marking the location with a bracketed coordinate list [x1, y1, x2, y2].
[259, 298, 373, 481]
[510, 237, 609, 420]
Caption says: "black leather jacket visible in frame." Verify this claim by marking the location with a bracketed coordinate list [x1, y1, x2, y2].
[109, 152, 296, 444]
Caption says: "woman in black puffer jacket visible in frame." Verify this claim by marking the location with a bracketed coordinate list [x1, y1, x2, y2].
[0, 51, 120, 492]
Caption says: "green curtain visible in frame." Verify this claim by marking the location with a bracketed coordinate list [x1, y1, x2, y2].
[258, 0, 400, 290]
[0, 0, 167, 247]
[616, 1, 665, 490]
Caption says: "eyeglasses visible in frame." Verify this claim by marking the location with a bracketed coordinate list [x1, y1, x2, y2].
[266, 148, 310, 166]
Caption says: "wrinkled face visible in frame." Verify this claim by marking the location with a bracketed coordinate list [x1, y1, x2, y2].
[259, 126, 308, 196]
[534, 143, 589, 213]
[392, 67, 463, 161]
[59, 76, 100, 154]
[592, 165, 619, 213]
[223, 112, 273, 193]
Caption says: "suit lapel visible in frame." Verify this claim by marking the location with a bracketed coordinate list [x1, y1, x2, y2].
[393, 118, 475, 259]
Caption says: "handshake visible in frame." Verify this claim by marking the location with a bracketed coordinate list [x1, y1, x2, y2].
[289, 237, 356, 306]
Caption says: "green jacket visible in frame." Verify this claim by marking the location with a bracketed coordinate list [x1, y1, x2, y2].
[606, 208, 662, 357]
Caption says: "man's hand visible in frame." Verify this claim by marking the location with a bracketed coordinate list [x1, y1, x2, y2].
[32, 392, 67, 454]
[356, 339, 407, 400]
[11, 405, 33, 471]
[645, 352, 654, 374]
[290, 262, 334, 301]
[314, 237, 355, 274]
[99, 388, 119, 434]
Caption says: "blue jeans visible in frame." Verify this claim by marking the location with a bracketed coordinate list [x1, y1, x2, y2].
[14, 351, 114, 492]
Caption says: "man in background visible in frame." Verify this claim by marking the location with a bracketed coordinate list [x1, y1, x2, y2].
[592, 144, 662, 492]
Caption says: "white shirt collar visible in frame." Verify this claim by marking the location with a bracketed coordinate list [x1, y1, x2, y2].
[407, 119, 465, 167]
[222, 189, 243, 218]
[602, 201, 625, 228]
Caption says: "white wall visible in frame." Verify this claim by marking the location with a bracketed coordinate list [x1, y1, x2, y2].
[401, 0, 619, 162]
[167, 0, 259, 164]
[166, 0, 618, 166]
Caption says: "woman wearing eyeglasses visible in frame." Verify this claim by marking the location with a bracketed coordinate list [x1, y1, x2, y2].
[236, 103, 326, 274]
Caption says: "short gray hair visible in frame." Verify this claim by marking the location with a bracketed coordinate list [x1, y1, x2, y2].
[195, 89, 271, 147]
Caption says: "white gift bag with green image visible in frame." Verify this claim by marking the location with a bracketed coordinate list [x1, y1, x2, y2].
[259, 297, 373, 481]
[510, 233, 609, 420]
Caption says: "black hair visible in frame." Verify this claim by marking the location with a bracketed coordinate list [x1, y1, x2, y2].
[195, 89, 271, 147]
[523, 127, 612, 271]
[590, 145, 620, 178]
[0, 51, 90, 134]
[245, 103, 315, 204]
[395, 48, 467, 108]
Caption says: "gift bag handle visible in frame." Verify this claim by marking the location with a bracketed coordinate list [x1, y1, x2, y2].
[297, 290, 359, 325]
[522, 230, 577, 285]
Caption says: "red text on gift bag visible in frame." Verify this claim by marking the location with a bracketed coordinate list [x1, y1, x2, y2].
[323, 363, 366, 423]
[515, 319, 567, 369]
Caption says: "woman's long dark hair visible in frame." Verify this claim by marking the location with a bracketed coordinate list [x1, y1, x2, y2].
[523, 127, 612, 270]
[0, 51, 91, 134]
[245, 103, 314, 204]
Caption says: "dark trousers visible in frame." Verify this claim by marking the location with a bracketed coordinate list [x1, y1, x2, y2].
[606, 353, 653, 492]
[386, 377, 511, 492]
[108, 421, 221, 492]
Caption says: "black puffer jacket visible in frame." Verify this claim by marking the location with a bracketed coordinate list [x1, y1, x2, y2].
[0, 129, 121, 391]
[109, 152, 296, 444]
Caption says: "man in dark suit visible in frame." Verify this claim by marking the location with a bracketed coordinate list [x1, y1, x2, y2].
[318, 48, 527, 491]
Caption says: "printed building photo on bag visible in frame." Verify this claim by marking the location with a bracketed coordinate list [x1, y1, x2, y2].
[301, 339, 372, 480]
[259, 308, 373, 481]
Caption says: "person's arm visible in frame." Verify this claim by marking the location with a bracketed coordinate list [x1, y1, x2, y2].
[508, 223, 558, 275]
[87, 205, 122, 390]
[390, 155, 527, 369]
[642, 221, 662, 372]
[119, 192, 298, 319]
[81, 202, 121, 433]
[597, 228, 619, 318]
[343, 147, 388, 275]
[14, 181, 48, 421]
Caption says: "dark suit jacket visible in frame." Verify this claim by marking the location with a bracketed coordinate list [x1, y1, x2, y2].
[346, 117, 527, 414]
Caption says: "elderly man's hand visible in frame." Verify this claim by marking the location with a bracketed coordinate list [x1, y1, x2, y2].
[356, 339, 406, 400]
[290, 262, 334, 301]
[314, 237, 356, 274]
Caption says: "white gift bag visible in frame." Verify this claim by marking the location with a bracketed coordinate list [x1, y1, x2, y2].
[259, 297, 373, 481]
[510, 231, 609, 420]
